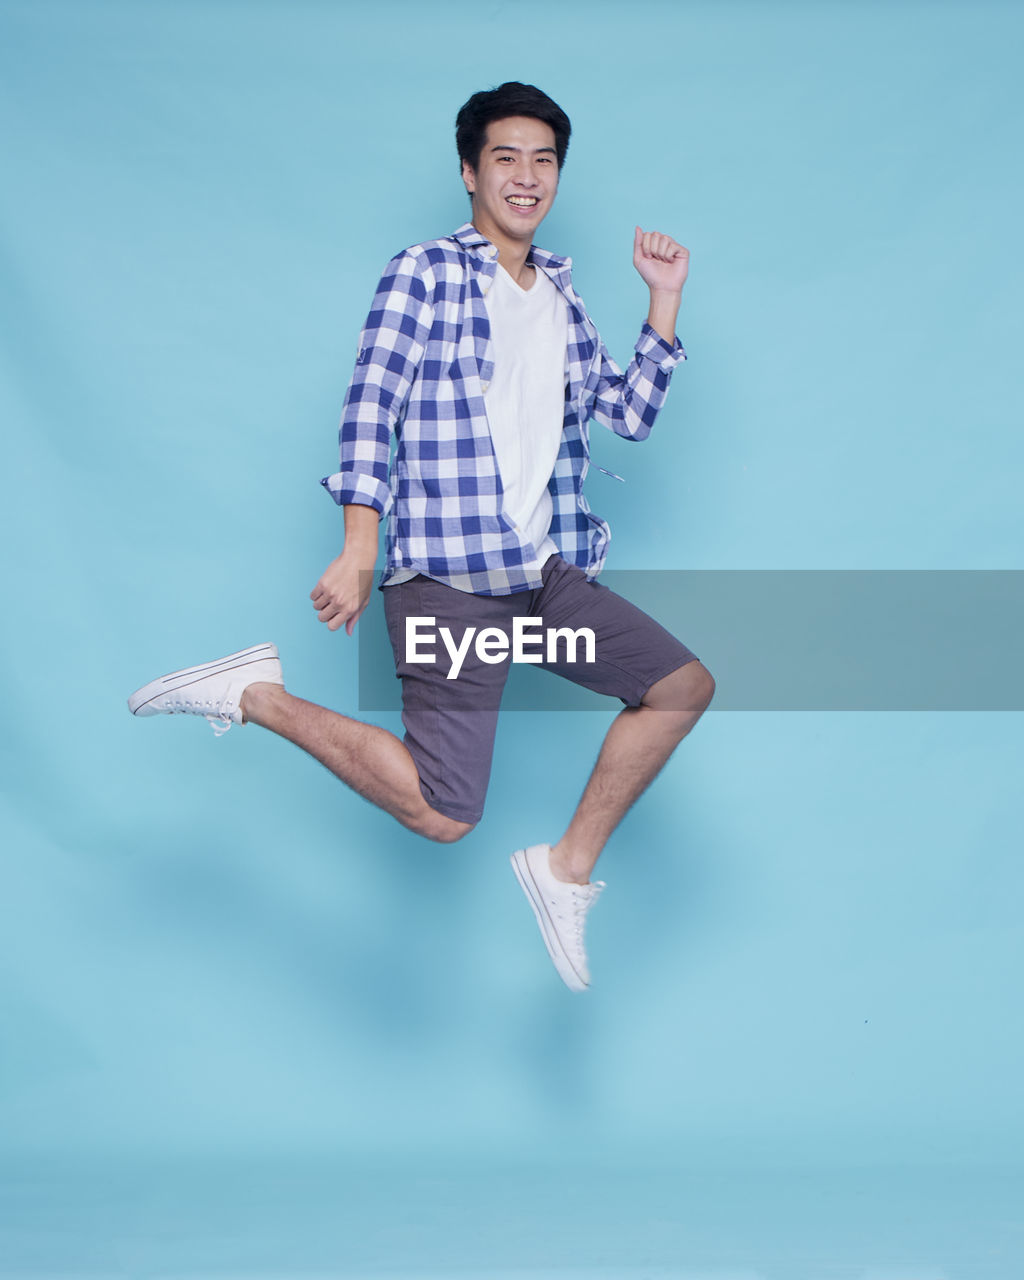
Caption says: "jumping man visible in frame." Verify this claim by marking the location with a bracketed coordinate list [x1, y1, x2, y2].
[128, 82, 715, 992]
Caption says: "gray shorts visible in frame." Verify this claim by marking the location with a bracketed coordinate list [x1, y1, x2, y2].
[382, 555, 700, 825]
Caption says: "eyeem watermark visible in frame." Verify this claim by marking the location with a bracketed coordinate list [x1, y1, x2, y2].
[406, 616, 596, 679]
[357, 571, 1024, 711]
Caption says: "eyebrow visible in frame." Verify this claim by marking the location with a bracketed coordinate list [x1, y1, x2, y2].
[489, 144, 557, 156]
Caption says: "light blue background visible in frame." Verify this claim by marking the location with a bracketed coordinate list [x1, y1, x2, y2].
[1, 0, 1022, 1274]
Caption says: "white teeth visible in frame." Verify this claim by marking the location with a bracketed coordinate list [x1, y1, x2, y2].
[507, 196, 538, 207]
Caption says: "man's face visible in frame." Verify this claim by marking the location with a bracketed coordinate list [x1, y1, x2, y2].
[461, 116, 559, 246]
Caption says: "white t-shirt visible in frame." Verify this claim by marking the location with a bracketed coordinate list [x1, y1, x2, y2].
[482, 262, 568, 569]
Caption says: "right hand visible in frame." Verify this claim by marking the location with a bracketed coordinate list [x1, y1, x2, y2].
[310, 547, 375, 635]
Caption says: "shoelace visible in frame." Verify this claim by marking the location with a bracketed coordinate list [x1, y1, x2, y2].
[165, 695, 235, 737]
[555, 881, 606, 938]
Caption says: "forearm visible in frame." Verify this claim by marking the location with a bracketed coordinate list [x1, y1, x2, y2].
[646, 288, 682, 346]
[343, 502, 380, 558]
[312, 504, 380, 635]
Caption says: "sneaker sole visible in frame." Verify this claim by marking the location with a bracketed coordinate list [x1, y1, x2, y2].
[127, 643, 279, 716]
[510, 848, 589, 992]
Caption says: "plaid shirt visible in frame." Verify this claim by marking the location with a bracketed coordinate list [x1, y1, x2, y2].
[321, 221, 687, 595]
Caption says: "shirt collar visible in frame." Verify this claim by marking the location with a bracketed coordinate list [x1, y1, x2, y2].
[449, 221, 571, 272]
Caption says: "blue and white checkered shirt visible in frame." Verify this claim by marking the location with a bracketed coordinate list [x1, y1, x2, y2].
[321, 221, 687, 596]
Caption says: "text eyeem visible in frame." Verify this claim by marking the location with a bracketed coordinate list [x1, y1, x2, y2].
[405, 616, 597, 680]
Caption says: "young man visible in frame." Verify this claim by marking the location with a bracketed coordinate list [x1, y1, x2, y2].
[128, 83, 715, 993]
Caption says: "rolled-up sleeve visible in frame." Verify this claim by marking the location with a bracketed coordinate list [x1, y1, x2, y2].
[320, 250, 434, 516]
[587, 321, 687, 442]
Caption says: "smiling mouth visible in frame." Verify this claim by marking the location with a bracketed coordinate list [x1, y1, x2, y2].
[506, 195, 540, 209]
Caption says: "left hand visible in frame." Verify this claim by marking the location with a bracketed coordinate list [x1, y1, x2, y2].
[633, 226, 689, 294]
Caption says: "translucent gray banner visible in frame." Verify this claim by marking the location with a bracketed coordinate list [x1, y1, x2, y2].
[357, 571, 1024, 711]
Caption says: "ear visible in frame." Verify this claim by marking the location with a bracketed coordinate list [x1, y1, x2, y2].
[461, 157, 476, 196]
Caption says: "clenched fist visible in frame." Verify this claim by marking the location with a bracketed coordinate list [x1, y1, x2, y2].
[633, 226, 689, 294]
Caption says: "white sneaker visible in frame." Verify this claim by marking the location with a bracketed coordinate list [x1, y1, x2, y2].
[127, 643, 283, 736]
[510, 844, 605, 992]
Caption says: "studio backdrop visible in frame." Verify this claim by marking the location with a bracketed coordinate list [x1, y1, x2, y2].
[1, 0, 1021, 1188]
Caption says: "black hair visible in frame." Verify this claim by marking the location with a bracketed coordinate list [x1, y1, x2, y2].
[455, 81, 572, 178]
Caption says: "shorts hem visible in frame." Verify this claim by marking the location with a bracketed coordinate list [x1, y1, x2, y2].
[418, 779, 482, 827]
[631, 652, 701, 707]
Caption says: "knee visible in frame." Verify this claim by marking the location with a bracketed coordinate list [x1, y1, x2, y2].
[642, 660, 716, 718]
[692, 661, 716, 710]
[414, 807, 477, 844]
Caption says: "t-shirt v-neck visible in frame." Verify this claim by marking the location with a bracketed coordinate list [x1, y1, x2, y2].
[497, 263, 538, 294]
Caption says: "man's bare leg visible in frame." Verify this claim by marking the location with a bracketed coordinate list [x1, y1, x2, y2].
[548, 660, 715, 884]
[240, 683, 473, 844]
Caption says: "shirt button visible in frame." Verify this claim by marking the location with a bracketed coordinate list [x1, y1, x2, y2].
[481, 380, 490, 391]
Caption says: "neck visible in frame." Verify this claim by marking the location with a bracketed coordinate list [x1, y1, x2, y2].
[471, 213, 532, 279]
